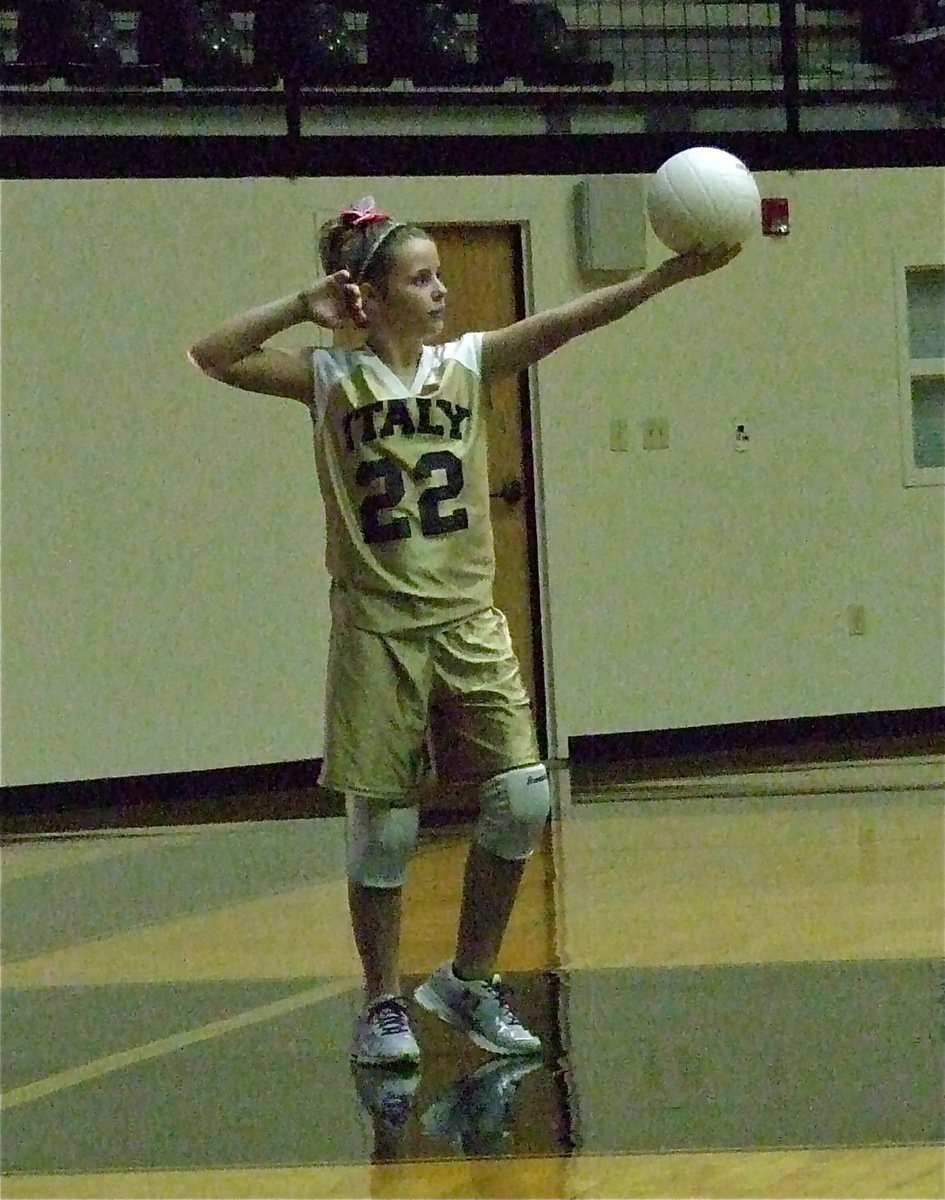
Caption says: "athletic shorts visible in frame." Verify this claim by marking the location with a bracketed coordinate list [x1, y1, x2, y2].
[318, 607, 539, 801]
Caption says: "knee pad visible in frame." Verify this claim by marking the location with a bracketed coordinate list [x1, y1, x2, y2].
[345, 795, 419, 888]
[474, 764, 550, 861]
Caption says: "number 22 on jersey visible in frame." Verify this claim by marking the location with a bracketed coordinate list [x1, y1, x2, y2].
[356, 450, 469, 544]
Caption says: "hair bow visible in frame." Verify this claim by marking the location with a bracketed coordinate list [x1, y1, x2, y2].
[340, 196, 391, 227]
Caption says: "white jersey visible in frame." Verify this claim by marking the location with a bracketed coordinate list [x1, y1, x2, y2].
[310, 333, 495, 633]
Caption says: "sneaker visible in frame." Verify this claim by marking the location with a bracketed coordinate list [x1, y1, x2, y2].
[351, 995, 420, 1067]
[421, 1057, 542, 1155]
[413, 963, 541, 1055]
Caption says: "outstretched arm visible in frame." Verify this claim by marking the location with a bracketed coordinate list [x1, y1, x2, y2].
[187, 270, 365, 403]
[481, 246, 739, 383]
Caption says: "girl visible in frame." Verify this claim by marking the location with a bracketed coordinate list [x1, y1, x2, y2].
[189, 197, 737, 1068]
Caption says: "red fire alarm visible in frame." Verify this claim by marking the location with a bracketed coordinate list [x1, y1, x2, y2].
[762, 197, 790, 236]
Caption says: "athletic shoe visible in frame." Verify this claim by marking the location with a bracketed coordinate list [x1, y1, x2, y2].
[413, 962, 542, 1055]
[421, 1056, 542, 1155]
[352, 1062, 421, 1142]
[351, 995, 420, 1066]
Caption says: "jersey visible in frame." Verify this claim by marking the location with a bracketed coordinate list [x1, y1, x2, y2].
[310, 332, 495, 634]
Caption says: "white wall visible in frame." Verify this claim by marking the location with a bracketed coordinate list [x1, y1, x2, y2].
[544, 167, 945, 740]
[1, 168, 942, 786]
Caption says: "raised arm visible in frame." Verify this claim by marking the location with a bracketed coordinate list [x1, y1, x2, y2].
[187, 270, 365, 404]
[481, 246, 739, 382]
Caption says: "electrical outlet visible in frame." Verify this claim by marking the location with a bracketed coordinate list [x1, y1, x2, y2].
[610, 417, 630, 452]
[643, 418, 669, 451]
[847, 604, 867, 636]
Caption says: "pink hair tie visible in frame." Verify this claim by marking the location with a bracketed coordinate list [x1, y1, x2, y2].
[340, 195, 391, 227]
[340, 195, 407, 279]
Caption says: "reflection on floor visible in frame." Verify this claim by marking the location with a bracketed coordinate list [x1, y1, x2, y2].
[1, 760, 943, 1197]
[3, 961, 941, 1174]
[1, 972, 571, 1173]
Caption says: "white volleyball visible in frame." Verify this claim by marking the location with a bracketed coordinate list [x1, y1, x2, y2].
[647, 146, 761, 253]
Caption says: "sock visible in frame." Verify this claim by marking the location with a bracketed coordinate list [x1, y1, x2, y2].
[452, 961, 489, 983]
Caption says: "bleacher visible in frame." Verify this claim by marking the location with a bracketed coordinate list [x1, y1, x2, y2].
[0, 2, 939, 113]
[556, 1, 889, 94]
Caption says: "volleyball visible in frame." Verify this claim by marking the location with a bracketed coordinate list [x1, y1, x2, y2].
[646, 146, 761, 254]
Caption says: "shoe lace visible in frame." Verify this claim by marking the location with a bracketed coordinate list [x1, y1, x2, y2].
[370, 997, 410, 1035]
[484, 977, 522, 1026]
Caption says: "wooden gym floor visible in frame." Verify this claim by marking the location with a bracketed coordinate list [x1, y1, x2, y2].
[1, 755, 943, 1198]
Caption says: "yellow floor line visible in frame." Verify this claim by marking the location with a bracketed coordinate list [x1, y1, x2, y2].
[1, 979, 356, 1112]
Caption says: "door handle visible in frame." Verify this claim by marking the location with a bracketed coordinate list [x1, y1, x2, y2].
[489, 478, 524, 505]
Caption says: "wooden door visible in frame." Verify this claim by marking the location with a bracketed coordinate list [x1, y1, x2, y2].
[428, 224, 541, 716]
[419, 224, 546, 808]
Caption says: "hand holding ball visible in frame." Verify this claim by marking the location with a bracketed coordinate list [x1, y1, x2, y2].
[647, 147, 761, 254]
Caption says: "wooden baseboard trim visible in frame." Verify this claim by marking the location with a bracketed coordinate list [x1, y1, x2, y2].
[568, 706, 945, 784]
[3, 707, 941, 835]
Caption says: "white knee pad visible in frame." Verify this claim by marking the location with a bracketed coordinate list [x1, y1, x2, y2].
[474, 764, 550, 861]
[345, 795, 419, 888]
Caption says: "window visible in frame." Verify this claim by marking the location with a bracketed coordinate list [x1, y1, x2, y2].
[899, 266, 945, 487]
